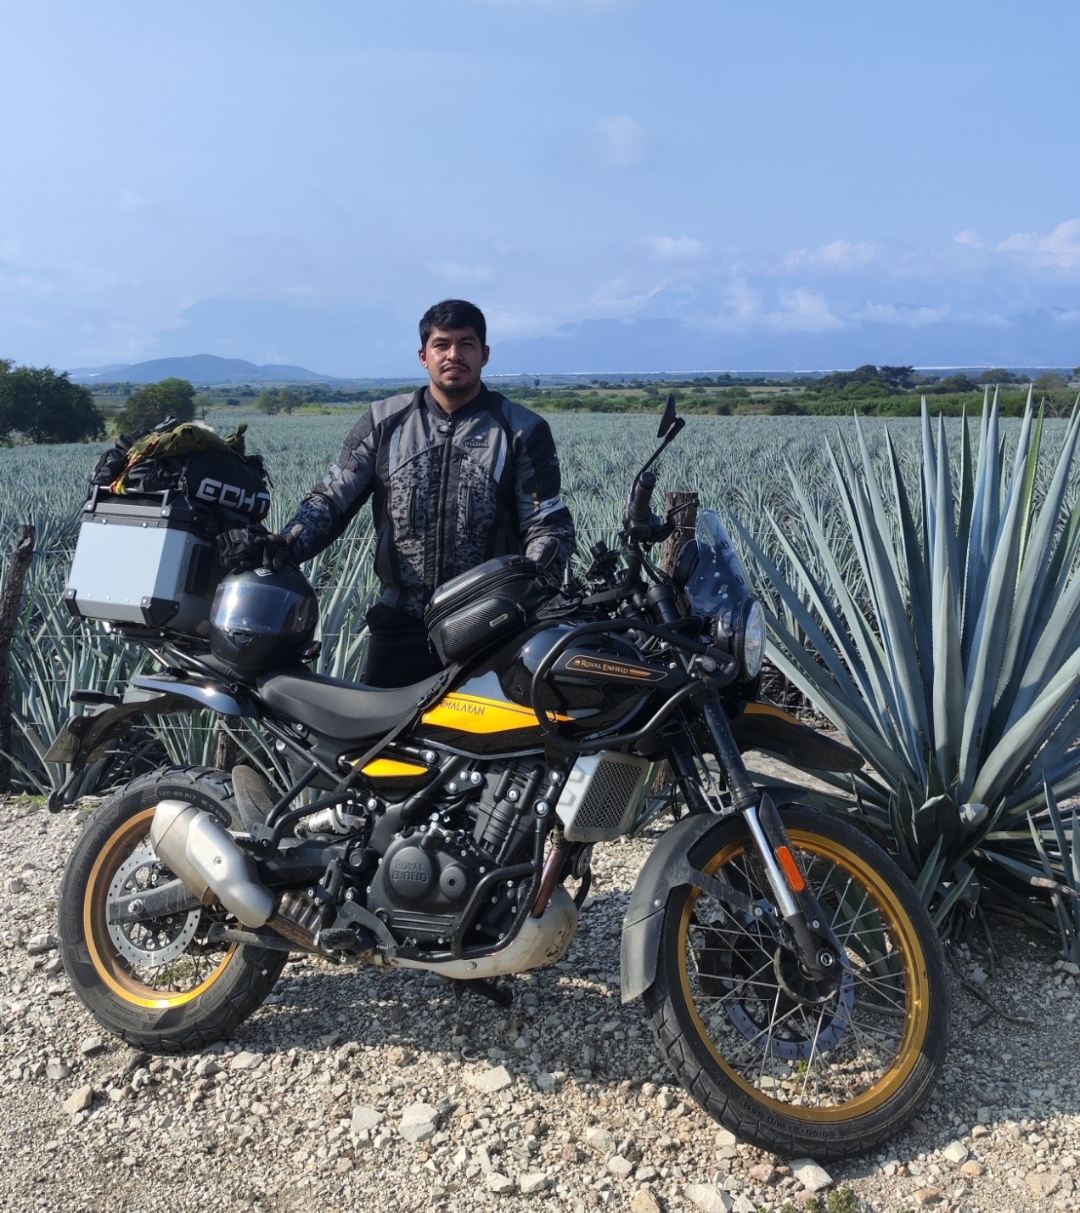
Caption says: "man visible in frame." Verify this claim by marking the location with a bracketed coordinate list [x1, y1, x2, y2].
[220, 299, 575, 687]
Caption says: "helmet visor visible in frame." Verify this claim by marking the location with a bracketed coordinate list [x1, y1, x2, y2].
[211, 580, 317, 636]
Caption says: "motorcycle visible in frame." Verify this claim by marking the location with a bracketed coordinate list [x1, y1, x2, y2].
[50, 397, 947, 1160]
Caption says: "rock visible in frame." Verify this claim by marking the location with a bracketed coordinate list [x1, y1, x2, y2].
[536, 1072, 557, 1092]
[657, 1090, 676, 1110]
[913, 1189, 943, 1207]
[62, 1085, 93, 1114]
[80, 1036, 106, 1056]
[465, 1064, 513, 1094]
[791, 1159, 833, 1193]
[748, 1163, 776, 1185]
[631, 1189, 662, 1213]
[685, 1183, 733, 1213]
[45, 1061, 71, 1082]
[960, 1161, 985, 1177]
[1026, 1172, 1060, 1198]
[731, 1197, 756, 1213]
[972, 1122, 990, 1138]
[714, 1128, 738, 1148]
[229, 1051, 263, 1072]
[5, 877, 26, 894]
[607, 1155, 635, 1179]
[193, 1058, 221, 1078]
[942, 1140, 968, 1164]
[25, 932, 56, 955]
[518, 1171, 548, 1194]
[350, 1106, 383, 1134]
[399, 1102, 440, 1143]
[585, 1126, 617, 1156]
[486, 1172, 515, 1195]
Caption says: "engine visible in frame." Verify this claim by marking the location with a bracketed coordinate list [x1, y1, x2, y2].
[365, 758, 555, 947]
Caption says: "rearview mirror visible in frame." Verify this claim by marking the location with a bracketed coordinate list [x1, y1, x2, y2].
[657, 392, 677, 438]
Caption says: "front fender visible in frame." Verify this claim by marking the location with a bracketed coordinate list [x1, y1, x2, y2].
[620, 811, 725, 1005]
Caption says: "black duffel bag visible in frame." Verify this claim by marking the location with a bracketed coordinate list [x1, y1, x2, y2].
[425, 555, 554, 664]
[90, 420, 271, 532]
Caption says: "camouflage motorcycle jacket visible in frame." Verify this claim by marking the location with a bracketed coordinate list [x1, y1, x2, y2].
[283, 386, 576, 618]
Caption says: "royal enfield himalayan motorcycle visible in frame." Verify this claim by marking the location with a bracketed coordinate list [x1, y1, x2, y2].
[51, 398, 947, 1159]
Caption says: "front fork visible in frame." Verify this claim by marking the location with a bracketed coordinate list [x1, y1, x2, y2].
[697, 697, 843, 983]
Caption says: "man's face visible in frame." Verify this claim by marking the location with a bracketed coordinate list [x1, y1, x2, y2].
[419, 326, 490, 402]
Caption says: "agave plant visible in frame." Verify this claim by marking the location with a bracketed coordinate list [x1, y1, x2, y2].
[735, 393, 1080, 952]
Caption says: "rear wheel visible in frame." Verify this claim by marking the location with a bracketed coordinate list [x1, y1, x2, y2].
[58, 766, 287, 1051]
[646, 807, 948, 1160]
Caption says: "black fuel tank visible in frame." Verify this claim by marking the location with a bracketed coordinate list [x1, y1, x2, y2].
[413, 624, 659, 757]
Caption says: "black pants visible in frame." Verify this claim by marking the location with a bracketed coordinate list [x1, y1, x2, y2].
[361, 603, 444, 688]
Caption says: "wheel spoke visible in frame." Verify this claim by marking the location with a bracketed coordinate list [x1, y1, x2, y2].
[677, 825, 933, 1114]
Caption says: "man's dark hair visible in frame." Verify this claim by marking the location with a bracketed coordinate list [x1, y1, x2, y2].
[419, 299, 487, 349]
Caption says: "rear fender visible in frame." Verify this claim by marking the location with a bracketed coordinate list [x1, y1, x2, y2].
[44, 676, 255, 810]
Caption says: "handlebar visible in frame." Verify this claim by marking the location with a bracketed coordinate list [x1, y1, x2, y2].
[626, 469, 657, 528]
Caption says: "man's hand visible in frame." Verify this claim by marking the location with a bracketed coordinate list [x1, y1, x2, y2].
[217, 525, 288, 573]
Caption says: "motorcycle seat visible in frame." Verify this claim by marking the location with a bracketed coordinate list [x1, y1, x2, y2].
[255, 667, 445, 740]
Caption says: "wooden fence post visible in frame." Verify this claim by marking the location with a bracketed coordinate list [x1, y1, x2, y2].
[659, 491, 699, 582]
[0, 524, 36, 793]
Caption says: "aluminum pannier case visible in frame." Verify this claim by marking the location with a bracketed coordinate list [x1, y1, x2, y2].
[63, 488, 222, 635]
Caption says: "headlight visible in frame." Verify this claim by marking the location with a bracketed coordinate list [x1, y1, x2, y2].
[742, 599, 765, 679]
[711, 597, 766, 681]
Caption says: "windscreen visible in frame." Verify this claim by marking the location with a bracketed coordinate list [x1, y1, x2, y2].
[684, 510, 753, 618]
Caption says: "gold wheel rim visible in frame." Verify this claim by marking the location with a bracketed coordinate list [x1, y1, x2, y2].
[84, 807, 236, 1009]
[677, 826, 932, 1122]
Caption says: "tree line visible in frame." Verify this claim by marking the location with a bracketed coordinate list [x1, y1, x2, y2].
[0, 361, 199, 444]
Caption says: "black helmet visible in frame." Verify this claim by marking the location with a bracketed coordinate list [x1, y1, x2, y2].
[209, 565, 318, 671]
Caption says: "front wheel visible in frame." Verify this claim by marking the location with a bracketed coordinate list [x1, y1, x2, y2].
[645, 807, 948, 1160]
[58, 766, 288, 1052]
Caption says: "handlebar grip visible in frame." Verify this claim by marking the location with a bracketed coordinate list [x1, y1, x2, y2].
[627, 470, 657, 525]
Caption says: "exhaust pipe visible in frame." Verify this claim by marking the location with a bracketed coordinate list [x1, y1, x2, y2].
[150, 800, 275, 928]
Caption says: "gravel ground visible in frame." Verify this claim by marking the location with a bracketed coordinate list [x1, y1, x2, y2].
[2, 792, 1080, 1213]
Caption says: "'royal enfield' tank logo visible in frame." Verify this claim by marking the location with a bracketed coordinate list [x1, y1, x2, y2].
[562, 654, 668, 682]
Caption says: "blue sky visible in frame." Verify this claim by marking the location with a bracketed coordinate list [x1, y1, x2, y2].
[2, 0, 1078, 376]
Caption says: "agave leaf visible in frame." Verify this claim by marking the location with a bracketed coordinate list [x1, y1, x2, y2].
[930, 466, 964, 785]
[995, 404, 1080, 725]
[886, 427, 933, 678]
[960, 391, 1001, 660]
[755, 622, 912, 788]
[780, 468, 901, 731]
[840, 420, 930, 780]
[932, 866, 977, 929]
[971, 644, 1080, 808]
[736, 520, 889, 732]
[956, 404, 1033, 801]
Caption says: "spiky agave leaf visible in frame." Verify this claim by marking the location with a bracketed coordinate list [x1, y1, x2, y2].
[736, 394, 1080, 945]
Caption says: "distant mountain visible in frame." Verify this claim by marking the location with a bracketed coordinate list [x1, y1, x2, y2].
[68, 354, 334, 385]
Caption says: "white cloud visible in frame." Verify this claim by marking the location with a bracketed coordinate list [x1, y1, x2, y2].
[427, 261, 492, 284]
[784, 239, 877, 272]
[766, 289, 843, 332]
[954, 229, 982, 248]
[996, 219, 1080, 270]
[638, 235, 704, 261]
[593, 115, 650, 169]
[850, 302, 950, 328]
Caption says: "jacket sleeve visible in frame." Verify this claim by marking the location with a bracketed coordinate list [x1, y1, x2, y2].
[513, 415, 576, 581]
[280, 410, 380, 563]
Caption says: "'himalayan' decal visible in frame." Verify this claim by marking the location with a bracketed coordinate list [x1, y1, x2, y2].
[422, 693, 569, 734]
